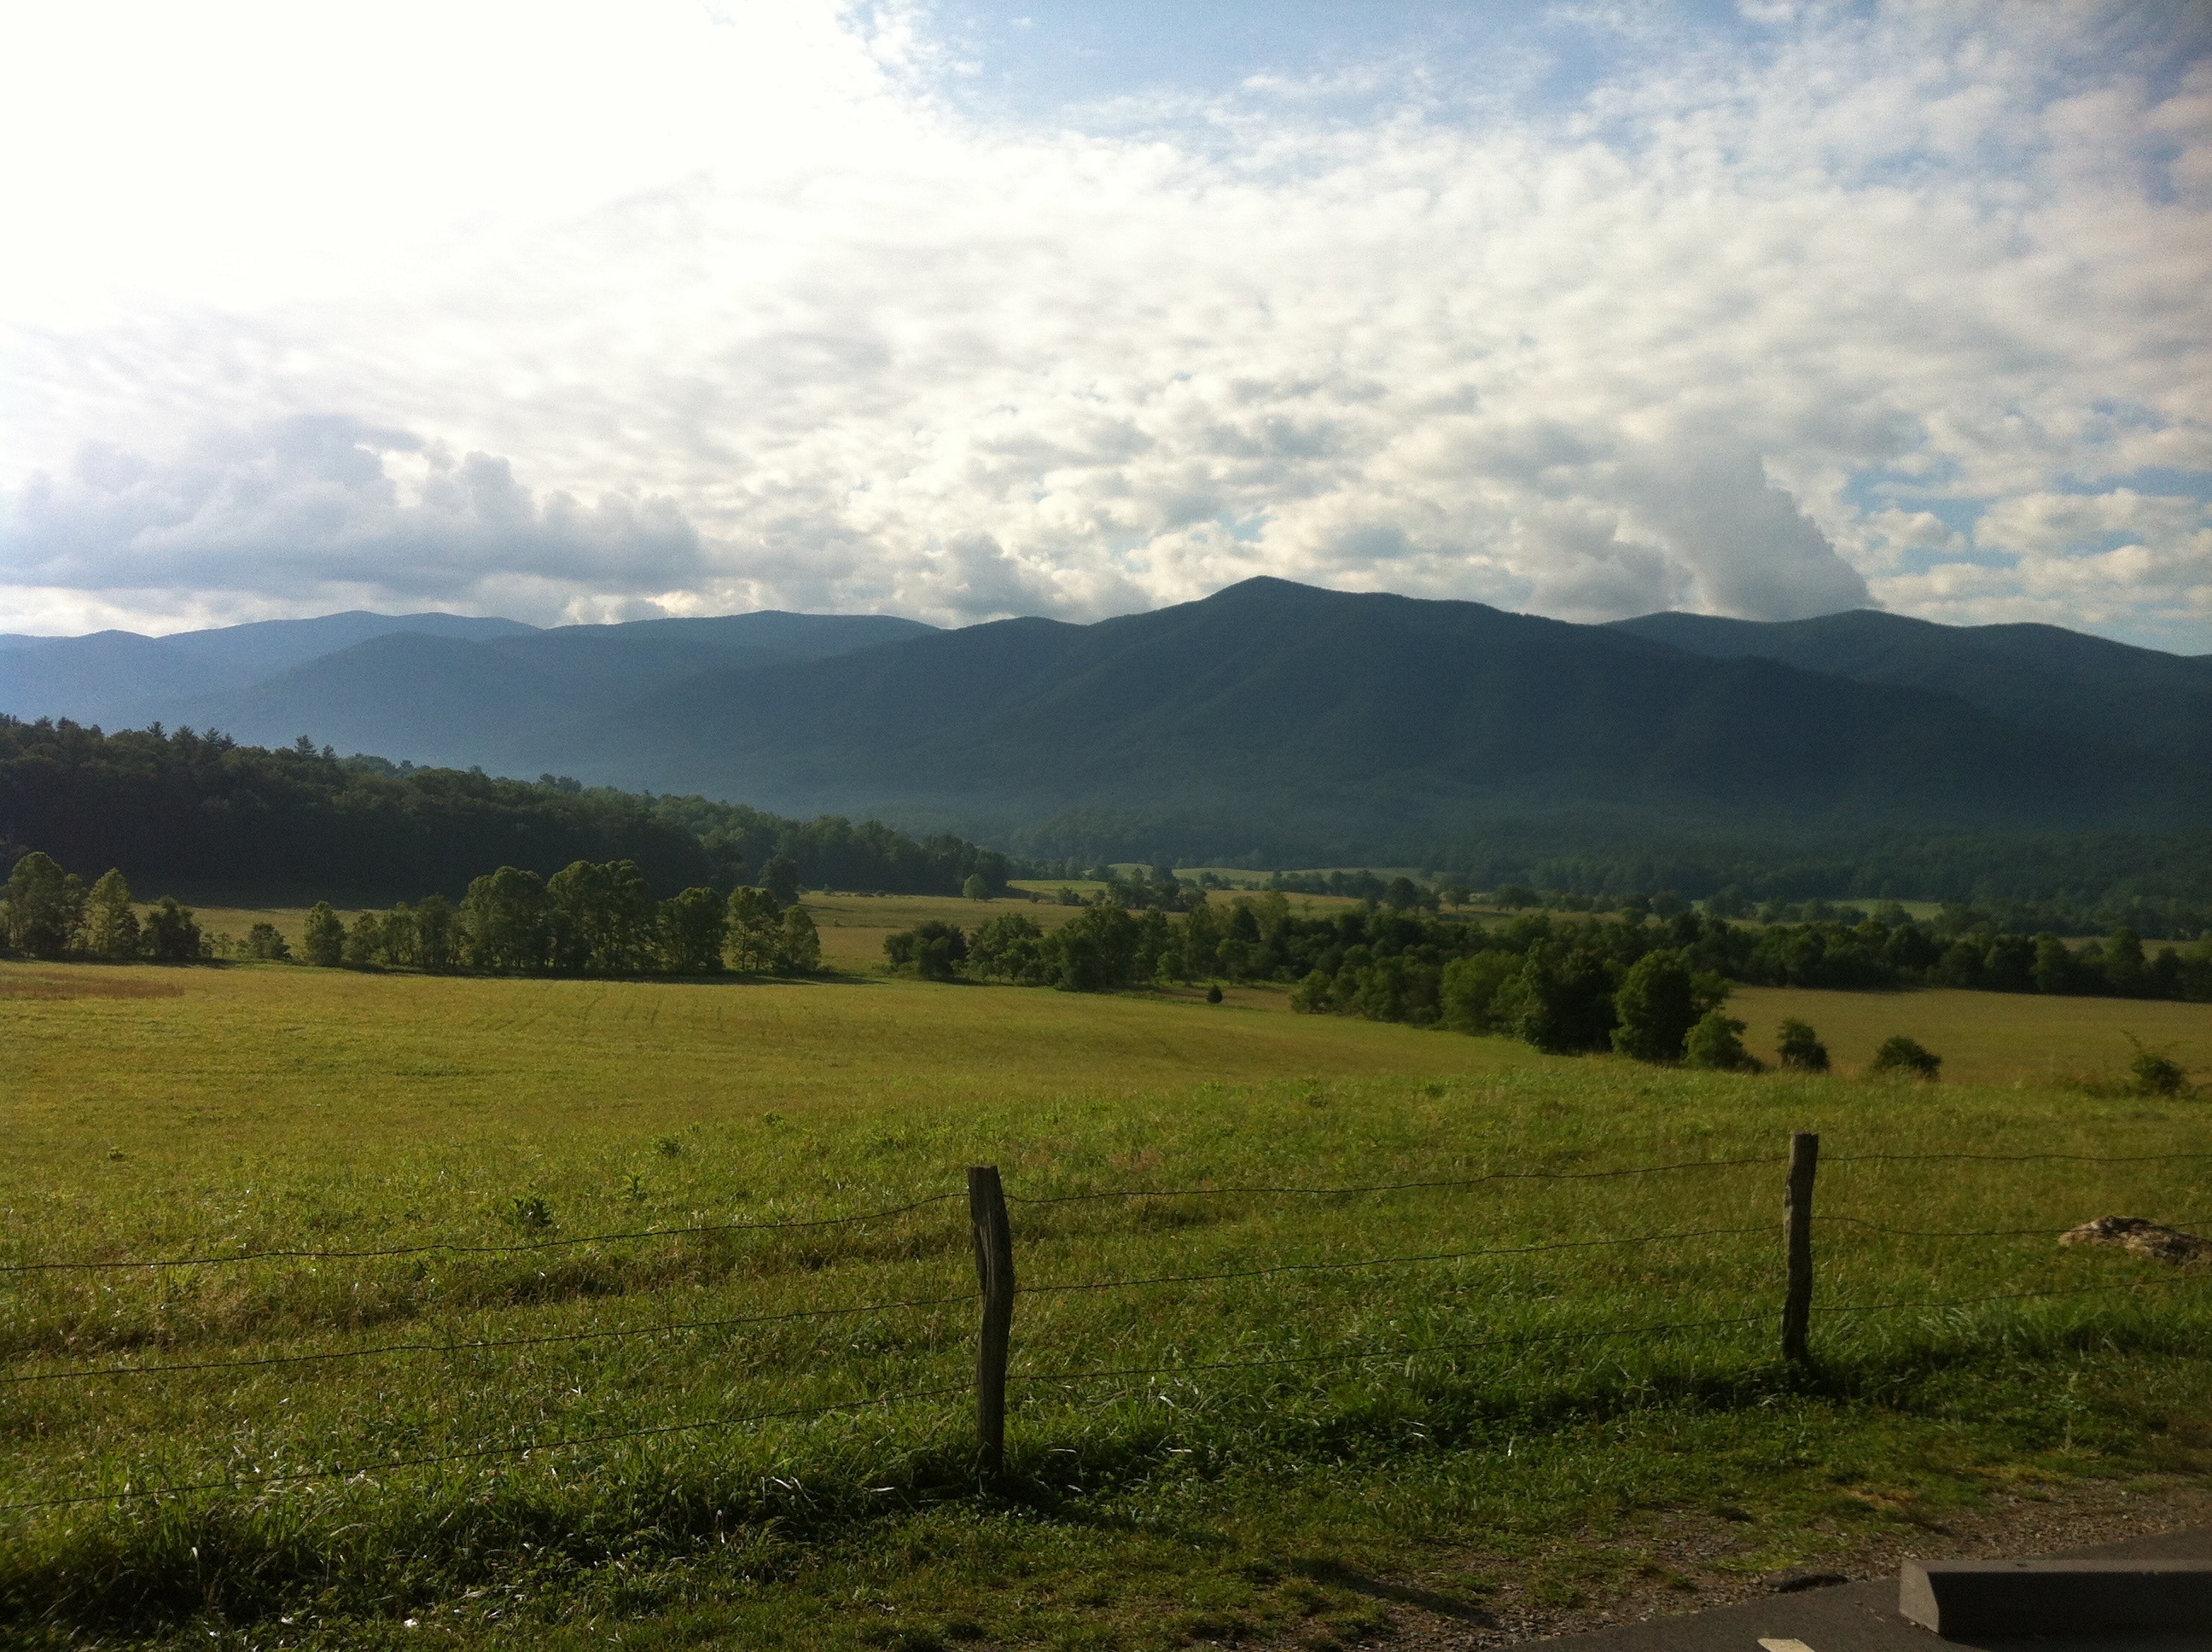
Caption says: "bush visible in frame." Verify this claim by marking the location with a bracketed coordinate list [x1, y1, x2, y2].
[884, 921, 967, 980]
[1684, 1010, 1759, 1071]
[1776, 1019, 1830, 1073]
[1867, 1035, 1941, 1080]
[2125, 1035, 2189, 1097]
[142, 897, 203, 963]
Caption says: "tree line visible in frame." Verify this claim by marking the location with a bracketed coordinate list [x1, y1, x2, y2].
[0, 853, 206, 963]
[881, 895, 2212, 1064]
[0, 851, 821, 978]
[1001, 817, 2212, 940]
[297, 864, 822, 976]
[0, 718, 1011, 904]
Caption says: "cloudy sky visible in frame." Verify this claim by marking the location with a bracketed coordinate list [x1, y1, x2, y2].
[3, 1, 2208, 649]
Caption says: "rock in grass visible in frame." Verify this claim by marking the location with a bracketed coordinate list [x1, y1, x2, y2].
[2059, 1215, 2212, 1264]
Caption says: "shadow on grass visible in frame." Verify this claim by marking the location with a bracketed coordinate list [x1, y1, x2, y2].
[5, 1308, 2205, 1637]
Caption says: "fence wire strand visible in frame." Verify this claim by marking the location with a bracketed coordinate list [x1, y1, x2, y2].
[1824, 1151, 2212, 1166]
[1024, 1225, 1773, 1297]
[1008, 1156, 1783, 1207]
[1011, 1312, 1778, 1387]
[9, 1145, 2210, 1518]
[1817, 1213, 2211, 1240]
[2, 1292, 972, 1387]
[0, 1195, 961, 1276]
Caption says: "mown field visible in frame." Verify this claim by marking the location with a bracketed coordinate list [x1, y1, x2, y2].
[3, 954, 2209, 1652]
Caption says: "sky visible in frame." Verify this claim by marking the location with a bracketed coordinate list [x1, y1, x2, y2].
[1, 1, 2208, 650]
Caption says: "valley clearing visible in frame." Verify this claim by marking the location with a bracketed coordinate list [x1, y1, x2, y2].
[3, 956, 2209, 1650]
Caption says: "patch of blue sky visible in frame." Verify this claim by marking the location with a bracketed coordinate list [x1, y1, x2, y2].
[2064, 466, 2212, 502]
[901, 0, 1767, 133]
[1842, 467, 1976, 523]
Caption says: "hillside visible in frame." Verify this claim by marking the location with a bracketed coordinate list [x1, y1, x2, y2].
[563, 579, 2208, 862]
[9, 582, 2208, 878]
[0, 609, 933, 761]
[0, 720, 1010, 904]
[0, 611, 534, 730]
[174, 611, 933, 770]
[1609, 608, 2212, 770]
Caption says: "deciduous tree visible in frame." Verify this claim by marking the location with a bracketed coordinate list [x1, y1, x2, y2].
[302, 901, 346, 968]
[4, 852, 86, 958]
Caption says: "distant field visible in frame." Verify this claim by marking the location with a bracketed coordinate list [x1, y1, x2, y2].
[1729, 986, 2212, 1087]
[3, 963, 2209, 1651]
[192, 888, 1382, 963]
[188, 902, 317, 951]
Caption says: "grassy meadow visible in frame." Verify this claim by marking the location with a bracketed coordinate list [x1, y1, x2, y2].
[3, 942, 2210, 1651]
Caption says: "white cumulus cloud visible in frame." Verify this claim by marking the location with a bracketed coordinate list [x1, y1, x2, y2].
[0, 0, 2206, 648]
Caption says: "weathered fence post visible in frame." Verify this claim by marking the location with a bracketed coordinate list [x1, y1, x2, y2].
[967, 1164, 1016, 1475]
[1782, 1130, 1819, 1364]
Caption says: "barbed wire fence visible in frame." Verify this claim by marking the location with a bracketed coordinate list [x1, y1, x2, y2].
[3, 1137, 2206, 1516]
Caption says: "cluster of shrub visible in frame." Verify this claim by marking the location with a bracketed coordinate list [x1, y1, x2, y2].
[0, 854, 206, 962]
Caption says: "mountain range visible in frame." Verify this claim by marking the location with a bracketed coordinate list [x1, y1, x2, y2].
[6, 580, 2209, 864]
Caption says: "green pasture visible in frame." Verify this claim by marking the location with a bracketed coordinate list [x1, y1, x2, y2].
[1730, 985, 2212, 1087]
[2, 959, 2209, 1651]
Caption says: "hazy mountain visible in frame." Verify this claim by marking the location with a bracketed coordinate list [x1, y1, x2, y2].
[558, 579, 2207, 859]
[0, 611, 534, 730]
[1609, 608, 2212, 771]
[167, 611, 936, 769]
[0, 608, 934, 764]
[9, 584, 2203, 868]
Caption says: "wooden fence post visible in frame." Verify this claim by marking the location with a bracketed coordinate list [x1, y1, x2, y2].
[1782, 1130, 1819, 1364]
[967, 1165, 1016, 1475]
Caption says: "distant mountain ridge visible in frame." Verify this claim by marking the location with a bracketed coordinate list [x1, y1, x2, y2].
[0, 611, 537, 730]
[1607, 607, 2212, 771]
[4, 582, 2204, 867]
[547, 578, 2205, 858]
[0, 608, 934, 764]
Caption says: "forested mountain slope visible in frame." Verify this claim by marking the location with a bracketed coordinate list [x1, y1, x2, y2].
[0, 719, 1009, 903]
[9, 582, 2204, 875]
[564, 579, 2209, 860]
[1609, 607, 2212, 770]
[173, 612, 933, 769]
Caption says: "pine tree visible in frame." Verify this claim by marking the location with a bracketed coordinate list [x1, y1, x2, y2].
[87, 869, 141, 960]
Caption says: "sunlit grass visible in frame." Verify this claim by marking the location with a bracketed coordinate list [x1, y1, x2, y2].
[3, 960, 2209, 1649]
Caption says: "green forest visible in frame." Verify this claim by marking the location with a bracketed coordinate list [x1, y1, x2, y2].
[0, 717, 1011, 902]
